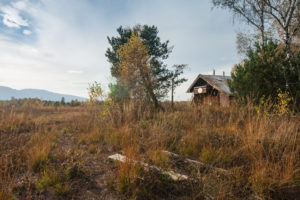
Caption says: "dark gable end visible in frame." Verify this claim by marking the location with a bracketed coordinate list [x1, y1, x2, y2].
[186, 75, 204, 93]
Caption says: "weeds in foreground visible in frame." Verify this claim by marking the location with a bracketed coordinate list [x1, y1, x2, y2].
[0, 101, 299, 199]
[98, 101, 299, 199]
[36, 166, 73, 196]
[0, 156, 19, 200]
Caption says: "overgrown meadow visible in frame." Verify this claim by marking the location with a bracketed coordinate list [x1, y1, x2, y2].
[0, 99, 299, 200]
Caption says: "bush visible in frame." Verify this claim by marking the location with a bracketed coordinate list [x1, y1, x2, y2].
[229, 40, 300, 110]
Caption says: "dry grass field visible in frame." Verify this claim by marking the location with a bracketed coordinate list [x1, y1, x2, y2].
[0, 100, 299, 200]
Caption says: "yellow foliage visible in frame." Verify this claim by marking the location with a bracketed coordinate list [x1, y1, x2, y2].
[117, 33, 154, 99]
[273, 89, 291, 116]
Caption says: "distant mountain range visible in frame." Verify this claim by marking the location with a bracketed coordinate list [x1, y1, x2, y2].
[0, 86, 87, 102]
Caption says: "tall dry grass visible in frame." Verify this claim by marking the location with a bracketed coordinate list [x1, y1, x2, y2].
[95, 101, 300, 199]
[0, 100, 299, 199]
[0, 156, 19, 200]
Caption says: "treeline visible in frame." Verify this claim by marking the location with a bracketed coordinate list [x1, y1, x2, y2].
[0, 97, 82, 107]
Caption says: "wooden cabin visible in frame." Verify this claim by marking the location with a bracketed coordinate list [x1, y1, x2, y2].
[186, 72, 235, 107]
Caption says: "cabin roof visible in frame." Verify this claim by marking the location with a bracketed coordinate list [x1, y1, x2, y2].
[186, 74, 232, 95]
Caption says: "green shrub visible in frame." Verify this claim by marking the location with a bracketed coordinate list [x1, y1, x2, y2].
[54, 183, 69, 196]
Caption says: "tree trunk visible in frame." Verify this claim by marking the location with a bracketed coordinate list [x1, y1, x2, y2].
[260, 1, 265, 47]
[285, 30, 292, 57]
[149, 88, 163, 111]
[261, 28, 265, 47]
[141, 72, 163, 111]
[171, 79, 174, 110]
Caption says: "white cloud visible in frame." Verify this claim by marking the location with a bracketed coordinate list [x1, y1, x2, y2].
[12, 1, 28, 10]
[0, 38, 97, 97]
[2, 15, 20, 28]
[0, 0, 241, 100]
[23, 29, 31, 35]
[67, 70, 83, 74]
[0, 5, 28, 28]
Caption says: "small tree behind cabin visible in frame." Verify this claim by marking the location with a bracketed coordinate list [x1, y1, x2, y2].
[169, 65, 187, 109]
[117, 33, 161, 109]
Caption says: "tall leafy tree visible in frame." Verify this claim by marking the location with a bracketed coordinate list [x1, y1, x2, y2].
[263, 0, 300, 52]
[212, 0, 300, 53]
[213, 0, 268, 47]
[117, 33, 161, 109]
[106, 25, 172, 100]
[213, 0, 300, 100]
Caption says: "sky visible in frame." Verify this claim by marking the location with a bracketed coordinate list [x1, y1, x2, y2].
[0, 0, 244, 100]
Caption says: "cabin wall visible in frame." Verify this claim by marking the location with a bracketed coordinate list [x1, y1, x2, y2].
[193, 92, 234, 107]
[193, 94, 219, 106]
[219, 92, 230, 107]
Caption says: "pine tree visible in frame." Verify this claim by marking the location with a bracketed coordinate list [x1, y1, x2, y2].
[229, 40, 300, 108]
[106, 25, 172, 100]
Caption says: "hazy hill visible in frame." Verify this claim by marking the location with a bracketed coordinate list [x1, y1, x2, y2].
[0, 86, 86, 102]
